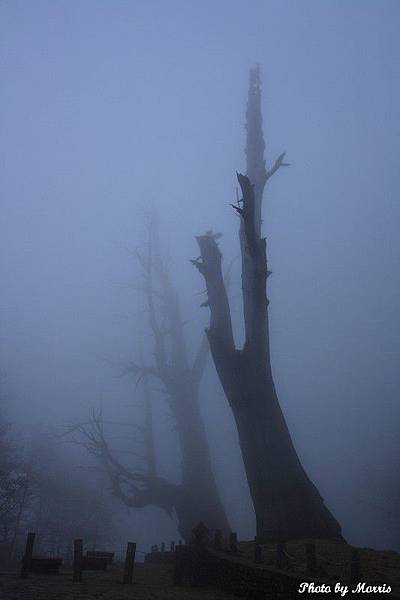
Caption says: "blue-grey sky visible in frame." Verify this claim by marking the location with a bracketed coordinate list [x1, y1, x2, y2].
[1, 1, 400, 549]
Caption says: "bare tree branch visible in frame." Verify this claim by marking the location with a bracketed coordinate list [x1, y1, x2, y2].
[265, 151, 290, 182]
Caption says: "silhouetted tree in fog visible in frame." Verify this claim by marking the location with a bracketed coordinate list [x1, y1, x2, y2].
[130, 222, 230, 539]
[72, 221, 230, 542]
[193, 67, 342, 541]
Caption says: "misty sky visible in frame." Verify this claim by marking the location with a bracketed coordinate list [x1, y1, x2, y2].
[1, 1, 400, 549]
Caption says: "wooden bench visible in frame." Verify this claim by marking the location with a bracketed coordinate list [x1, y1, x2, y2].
[72, 539, 135, 583]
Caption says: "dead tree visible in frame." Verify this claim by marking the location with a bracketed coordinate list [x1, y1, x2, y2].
[192, 67, 341, 541]
[126, 221, 230, 540]
[67, 407, 185, 525]
[72, 222, 229, 542]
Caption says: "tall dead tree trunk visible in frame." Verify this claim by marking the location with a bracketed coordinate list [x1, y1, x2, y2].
[120, 220, 230, 541]
[160, 295, 229, 540]
[193, 67, 341, 541]
[72, 221, 229, 542]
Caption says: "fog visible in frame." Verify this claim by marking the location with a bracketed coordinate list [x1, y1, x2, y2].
[1, 0, 399, 555]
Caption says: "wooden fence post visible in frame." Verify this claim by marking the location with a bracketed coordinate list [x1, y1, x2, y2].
[20, 532, 35, 579]
[306, 543, 317, 573]
[73, 539, 83, 582]
[123, 542, 136, 584]
[350, 549, 360, 583]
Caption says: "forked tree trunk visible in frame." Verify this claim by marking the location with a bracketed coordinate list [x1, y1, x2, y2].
[195, 180, 341, 541]
[193, 68, 341, 541]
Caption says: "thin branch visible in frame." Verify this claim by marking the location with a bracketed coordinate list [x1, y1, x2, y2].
[265, 151, 290, 181]
[122, 362, 160, 380]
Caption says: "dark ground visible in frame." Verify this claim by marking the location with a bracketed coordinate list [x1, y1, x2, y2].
[0, 562, 237, 600]
[2, 539, 399, 599]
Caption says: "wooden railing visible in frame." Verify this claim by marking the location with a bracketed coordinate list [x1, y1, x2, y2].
[148, 523, 364, 598]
